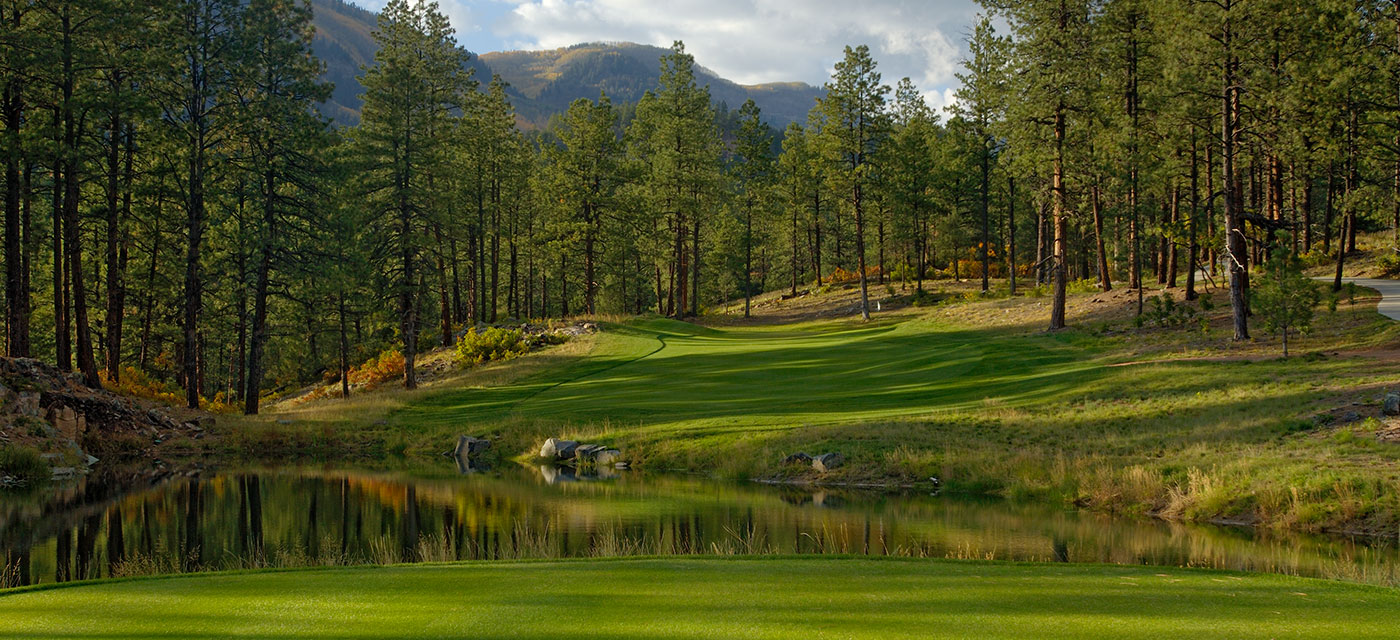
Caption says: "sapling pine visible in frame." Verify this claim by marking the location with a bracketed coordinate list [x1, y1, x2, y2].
[1252, 234, 1320, 357]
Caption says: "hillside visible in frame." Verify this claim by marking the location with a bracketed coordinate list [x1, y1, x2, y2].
[481, 43, 824, 128]
[308, 0, 493, 126]
[308, 1, 821, 128]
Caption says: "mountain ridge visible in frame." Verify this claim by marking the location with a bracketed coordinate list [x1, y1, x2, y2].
[308, 0, 821, 129]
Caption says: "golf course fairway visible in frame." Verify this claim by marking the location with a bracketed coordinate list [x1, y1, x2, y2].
[3, 557, 1396, 639]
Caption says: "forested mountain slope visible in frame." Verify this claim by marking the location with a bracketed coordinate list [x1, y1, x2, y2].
[481, 43, 823, 128]
[308, 0, 820, 127]
[309, 0, 492, 125]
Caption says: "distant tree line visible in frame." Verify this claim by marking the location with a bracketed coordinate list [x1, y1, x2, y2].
[3, 0, 1397, 409]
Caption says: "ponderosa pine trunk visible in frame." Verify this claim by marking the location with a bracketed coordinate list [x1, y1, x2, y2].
[1222, 4, 1249, 340]
[1050, 104, 1068, 331]
[1007, 176, 1017, 296]
[3, 64, 24, 357]
[1092, 183, 1110, 292]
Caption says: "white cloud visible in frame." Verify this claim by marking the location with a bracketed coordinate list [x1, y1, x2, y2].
[489, 0, 981, 98]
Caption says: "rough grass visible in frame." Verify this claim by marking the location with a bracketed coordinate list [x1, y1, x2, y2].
[228, 256, 1400, 536]
[2, 557, 1396, 639]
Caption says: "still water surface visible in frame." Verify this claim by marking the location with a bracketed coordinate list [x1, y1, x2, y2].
[3, 463, 1397, 587]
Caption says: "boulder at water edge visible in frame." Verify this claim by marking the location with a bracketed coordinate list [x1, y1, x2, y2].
[540, 438, 579, 460]
[812, 453, 844, 473]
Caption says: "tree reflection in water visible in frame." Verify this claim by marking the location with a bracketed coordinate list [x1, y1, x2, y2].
[2, 464, 1398, 588]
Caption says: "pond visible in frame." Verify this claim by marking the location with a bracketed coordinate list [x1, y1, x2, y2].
[3, 463, 1398, 588]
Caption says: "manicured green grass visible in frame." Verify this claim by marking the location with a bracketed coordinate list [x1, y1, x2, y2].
[397, 316, 1103, 436]
[2, 558, 1395, 639]
[250, 283, 1400, 535]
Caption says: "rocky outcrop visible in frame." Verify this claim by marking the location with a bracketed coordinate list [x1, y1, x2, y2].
[1, 357, 201, 481]
[783, 452, 813, 465]
[812, 453, 844, 473]
[539, 437, 624, 468]
[781, 451, 844, 473]
[540, 438, 579, 461]
[451, 435, 492, 458]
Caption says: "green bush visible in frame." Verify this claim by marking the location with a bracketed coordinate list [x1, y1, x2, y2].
[455, 327, 529, 366]
[0, 446, 50, 488]
[1379, 253, 1400, 279]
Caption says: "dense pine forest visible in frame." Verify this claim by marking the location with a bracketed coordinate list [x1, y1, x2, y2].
[2, 0, 1398, 414]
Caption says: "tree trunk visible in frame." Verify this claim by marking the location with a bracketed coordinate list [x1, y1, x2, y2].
[980, 135, 991, 292]
[338, 293, 350, 399]
[744, 202, 753, 317]
[1007, 177, 1017, 296]
[855, 181, 871, 321]
[103, 108, 129, 381]
[1222, 6, 1250, 340]
[1050, 104, 1068, 331]
[1092, 183, 1110, 292]
[1186, 127, 1200, 301]
[3, 31, 25, 358]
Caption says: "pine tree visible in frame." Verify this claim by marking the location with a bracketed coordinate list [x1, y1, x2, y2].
[356, 0, 473, 390]
[955, 16, 1011, 293]
[234, 0, 331, 414]
[731, 99, 774, 318]
[816, 45, 890, 321]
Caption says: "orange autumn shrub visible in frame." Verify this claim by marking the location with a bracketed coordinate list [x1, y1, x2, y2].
[826, 265, 884, 284]
[347, 349, 405, 391]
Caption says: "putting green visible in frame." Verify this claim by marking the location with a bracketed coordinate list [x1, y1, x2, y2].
[3, 558, 1395, 639]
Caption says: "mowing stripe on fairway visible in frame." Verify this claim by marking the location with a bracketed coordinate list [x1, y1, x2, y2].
[1, 557, 1395, 639]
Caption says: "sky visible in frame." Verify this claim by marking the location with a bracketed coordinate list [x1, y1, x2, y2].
[352, 0, 984, 111]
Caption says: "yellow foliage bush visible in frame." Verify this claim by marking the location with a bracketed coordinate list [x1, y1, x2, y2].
[826, 265, 884, 284]
[104, 367, 237, 414]
[455, 328, 528, 366]
[105, 367, 183, 407]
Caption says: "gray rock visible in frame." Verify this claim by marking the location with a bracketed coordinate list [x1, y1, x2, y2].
[540, 438, 579, 460]
[50, 467, 80, 479]
[783, 452, 813, 465]
[1385, 393, 1400, 417]
[84, 454, 99, 467]
[15, 392, 40, 417]
[575, 444, 606, 460]
[812, 453, 844, 473]
[594, 449, 622, 466]
[614, 461, 631, 470]
[452, 435, 491, 458]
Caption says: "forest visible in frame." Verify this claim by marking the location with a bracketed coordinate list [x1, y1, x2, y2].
[2, 0, 1398, 415]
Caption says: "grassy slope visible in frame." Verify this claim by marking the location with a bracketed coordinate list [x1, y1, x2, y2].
[239, 256, 1400, 535]
[3, 558, 1396, 639]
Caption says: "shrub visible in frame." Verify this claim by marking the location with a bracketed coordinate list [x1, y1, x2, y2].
[1140, 293, 1199, 328]
[1380, 253, 1400, 279]
[908, 289, 945, 307]
[0, 446, 50, 488]
[103, 367, 235, 412]
[1252, 235, 1321, 357]
[825, 265, 884, 284]
[347, 349, 405, 390]
[455, 327, 528, 366]
[105, 367, 183, 406]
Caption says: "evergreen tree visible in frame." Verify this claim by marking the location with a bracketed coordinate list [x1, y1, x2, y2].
[816, 45, 890, 321]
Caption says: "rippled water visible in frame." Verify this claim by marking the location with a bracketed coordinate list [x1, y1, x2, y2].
[2, 463, 1398, 587]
